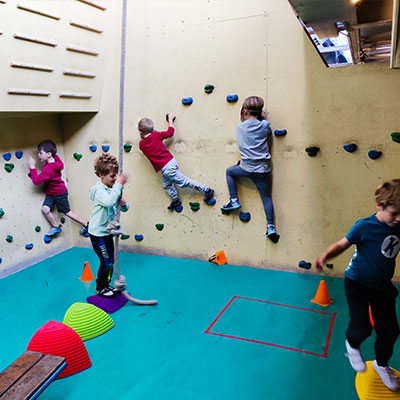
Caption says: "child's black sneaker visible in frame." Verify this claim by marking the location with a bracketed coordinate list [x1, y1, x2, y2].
[96, 287, 115, 298]
[203, 188, 214, 203]
[167, 198, 182, 210]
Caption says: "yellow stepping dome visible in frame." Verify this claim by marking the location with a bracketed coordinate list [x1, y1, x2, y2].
[63, 302, 115, 341]
[356, 361, 400, 400]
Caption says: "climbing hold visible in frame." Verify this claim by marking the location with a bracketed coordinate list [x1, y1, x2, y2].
[175, 205, 183, 213]
[102, 145, 110, 152]
[368, 150, 382, 160]
[120, 234, 130, 240]
[0, 208, 4, 217]
[35, 225, 41, 232]
[25, 243, 33, 250]
[0, 258, 2, 264]
[44, 235, 52, 243]
[226, 94, 239, 103]
[274, 129, 287, 137]
[189, 202, 200, 211]
[155, 223, 164, 231]
[15, 151, 23, 159]
[298, 260, 311, 270]
[182, 97, 193, 106]
[165, 114, 176, 122]
[123, 144, 132, 153]
[221, 208, 230, 215]
[205, 198, 216, 205]
[326, 263, 334, 269]
[89, 144, 97, 152]
[134, 234, 144, 241]
[391, 132, 400, 143]
[4, 163, 14, 172]
[305, 146, 320, 157]
[73, 153, 82, 161]
[204, 84, 215, 94]
[239, 212, 251, 222]
[27, 172, 31, 178]
[6, 235, 13, 243]
[60, 217, 66, 224]
[343, 143, 357, 153]
[3, 153, 11, 161]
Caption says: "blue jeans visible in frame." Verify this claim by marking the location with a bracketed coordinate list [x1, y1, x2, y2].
[225, 164, 275, 225]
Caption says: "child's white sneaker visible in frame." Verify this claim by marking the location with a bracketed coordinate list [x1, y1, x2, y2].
[372, 360, 399, 391]
[345, 340, 366, 372]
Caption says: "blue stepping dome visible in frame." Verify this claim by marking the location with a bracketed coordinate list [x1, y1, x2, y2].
[239, 212, 251, 222]
[368, 150, 382, 160]
[15, 151, 23, 159]
[274, 129, 287, 137]
[182, 97, 193, 105]
[226, 94, 239, 103]
[3, 153, 11, 161]
[102, 145, 110, 152]
[298, 260, 311, 270]
[89, 144, 97, 152]
[134, 234, 144, 241]
[343, 143, 357, 153]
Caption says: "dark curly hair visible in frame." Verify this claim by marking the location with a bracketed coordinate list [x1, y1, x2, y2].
[94, 154, 119, 177]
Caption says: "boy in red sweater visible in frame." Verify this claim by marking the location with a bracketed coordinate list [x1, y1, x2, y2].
[28, 140, 88, 240]
[138, 113, 215, 210]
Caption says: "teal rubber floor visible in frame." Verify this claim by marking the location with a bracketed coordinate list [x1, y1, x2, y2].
[1, 248, 399, 400]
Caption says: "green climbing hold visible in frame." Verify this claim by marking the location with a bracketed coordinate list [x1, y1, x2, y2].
[155, 224, 164, 231]
[0, 208, 4, 218]
[60, 217, 66, 224]
[73, 153, 82, 161]
[4, 163, 14, 173]
[6, 235, 13, 243]
[35, 225, 41, 232]
[326, 263, 334, 269]
[305, 146, 320, 157]
[391, 132, 400, 143]
[121, 234, 130, 240]
[221, 208, 230, 215]
[189, 202, 200, 211]
[124, 144, 132, 153]
[204, 84, 215, 94]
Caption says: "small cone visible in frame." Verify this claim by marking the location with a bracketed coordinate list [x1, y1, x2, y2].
[208, 250, 227, 266]
[79, 262, 95, 282]
[311, 280, 333, 306]
[369, 305, 374, 327]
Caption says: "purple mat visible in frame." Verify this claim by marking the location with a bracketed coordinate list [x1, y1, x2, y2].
[87, 292, 128, 314]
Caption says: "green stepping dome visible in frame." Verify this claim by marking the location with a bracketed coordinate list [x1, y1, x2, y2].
[63, 302, 115, 341]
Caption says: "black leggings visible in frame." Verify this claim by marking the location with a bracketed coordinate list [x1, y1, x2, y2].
[89, 234, 114, 290]
[345, 277, 399, 365]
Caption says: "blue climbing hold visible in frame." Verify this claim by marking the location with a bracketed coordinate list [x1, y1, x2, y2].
[343, 143, 357, 153]
[134, 234, 144, 241]
[368, 150, 382, 160]
[102, 145, 110, 152]
[182, 97, 193, 106]
[0, 257, 2, 264]
[205, 198, 216, 206]
[175, 205, 183, 213]
[43, 235, 52, 244]
[25, 243, 33, 250]
[274, 130, 287, 137]
[239, 212, 251, 222]
[15, 151, 23, 159]
[89, 144, 97, 152]
[298, 260, 311, 270]
[226, 94, 239, 103]
[3, 153, 11, 161]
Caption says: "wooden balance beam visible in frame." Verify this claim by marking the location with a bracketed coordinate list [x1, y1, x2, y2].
[0, 350, 66, 400]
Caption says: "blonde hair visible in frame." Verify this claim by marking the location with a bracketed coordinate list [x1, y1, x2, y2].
[94, 154, 119, 177]
[138, 118, 154, 134]
[241, 96, 264, 120]
[375, 179, 400, 210]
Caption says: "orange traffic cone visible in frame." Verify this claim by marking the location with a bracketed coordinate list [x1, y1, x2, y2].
[369, 305, 374, 327]
[208, 250, 227, 266]
[79, 261, 95, 282]
[311, 280, 333, 306]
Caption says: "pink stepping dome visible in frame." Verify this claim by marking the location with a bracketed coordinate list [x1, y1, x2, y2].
[27, 320, 91, 378]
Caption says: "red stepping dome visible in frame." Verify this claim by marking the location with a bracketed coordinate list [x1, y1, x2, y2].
[27, 320, 91, 378]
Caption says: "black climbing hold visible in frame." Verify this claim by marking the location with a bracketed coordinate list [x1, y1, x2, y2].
[165, 114, 176, 122]
[226, 94, 239, 103]
[15, 151, 23, 159]
[134, 234, 144, 241]
[155, 223, 164, 231]
[6, 235, 13, 243]
[89, 144, 97, 152]
[25, 243, 33, 250]
[204, 84, 215, 94]
[35, 225, 41, 232]
[390, 132, 400, 143]
[121, 234, 130, 240]
[60, 217, 66, 224]
[368, 150, 382, 160]
[274, 129, 287, 137]
[239, 212, 251, 222]
[305, 146, 320, 157]
[3, 153, 11, 161]
[189, 202, 200, 211]
[102, 145, 110, 152]
[343, 143, 357, 153]
[182, 97, 193, 106]
[0, 208, 4, 218]
[326, 263, 334, 269]
[73, 153, 82, 161]
[4, 163, 14, 172]
[298, 260, 311, 270]
[124, 144, 132, 152]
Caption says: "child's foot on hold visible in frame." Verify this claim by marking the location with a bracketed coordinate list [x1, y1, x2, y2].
[266, 224, 280, 243]
[203, 188, 214, 203]
[372, 361, 399, 391]
[221, 199, 241, 211]
[46, 226, 62, 237]
[167, 198, 182, 210]
[96, 287, 115, 298]
[79, 224, 89, 237]
[345, 340, 366, 372]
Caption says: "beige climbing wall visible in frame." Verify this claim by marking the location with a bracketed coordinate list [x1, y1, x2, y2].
[1, 0, 400, 280]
